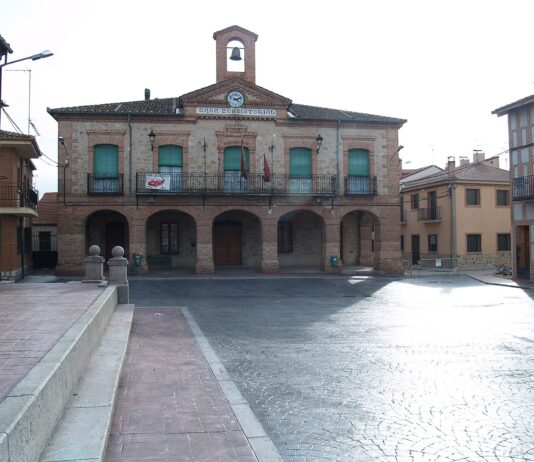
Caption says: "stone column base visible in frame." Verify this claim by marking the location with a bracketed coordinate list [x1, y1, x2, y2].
[195, 262, 215, 274]
[261, 260, 280, 274]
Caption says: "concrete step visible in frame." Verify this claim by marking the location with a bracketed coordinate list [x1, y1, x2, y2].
[0, 286, 118, 462]
[40, 304, 134, 462]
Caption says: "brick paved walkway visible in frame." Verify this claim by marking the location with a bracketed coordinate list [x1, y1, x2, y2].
[106, 307, 257, 461]
[0, 283, 104, 401]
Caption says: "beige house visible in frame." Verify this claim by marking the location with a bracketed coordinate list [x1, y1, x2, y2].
[400, 154, 511, 270]
[493, 95, 534, 280]
[47, 25, 407, 276]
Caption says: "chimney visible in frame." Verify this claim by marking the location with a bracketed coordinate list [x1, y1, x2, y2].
[473, 149, 485, 163]
[459, 156, 469, 166]
[144, 88, 150, 101]
[446, 156, 456, 172]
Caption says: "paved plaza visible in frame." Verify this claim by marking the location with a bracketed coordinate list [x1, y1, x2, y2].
[131, 275, 534, 461]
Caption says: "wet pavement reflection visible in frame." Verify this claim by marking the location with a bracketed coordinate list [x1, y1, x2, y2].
[131, 276, 534, 461]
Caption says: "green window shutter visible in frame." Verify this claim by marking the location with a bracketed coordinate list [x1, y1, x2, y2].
[289, 148, 312, 176]
[93, 144, 118, 174]
[158, 145, 183, 167]
[348, 149, 369, 176]
[224, 146, 249, 170]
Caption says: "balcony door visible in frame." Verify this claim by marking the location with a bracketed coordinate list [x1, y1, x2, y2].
[289, 148, 312, 193]
[347, 149, 370, 194]
[224, 146, 249, 192]
[93, 144, 119, 193]
[411, 235, 420, 265]
[158, 145, 183, 191]
[428, 191, 437, 220]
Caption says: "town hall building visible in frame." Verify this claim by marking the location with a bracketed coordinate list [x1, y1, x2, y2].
[48, 25, 406, 275]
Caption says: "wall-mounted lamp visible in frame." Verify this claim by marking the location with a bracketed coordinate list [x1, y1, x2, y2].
[316, 134, 323, 154]
[58, 136, 69, 205]
[148, 130, 156, 151]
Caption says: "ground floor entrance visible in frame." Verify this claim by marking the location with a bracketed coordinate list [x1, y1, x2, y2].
[516, 225, 530, 278]
[213, 222, 242, 266]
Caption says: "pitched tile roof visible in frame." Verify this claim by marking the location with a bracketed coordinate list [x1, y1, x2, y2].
[48, 93, 406, 125]
[287, 104, 406, 125]
[493, 94, 534, 116]
[34, 192, 58, 225]
[0, 129, 35, 141]
[401, 161, 509, 190]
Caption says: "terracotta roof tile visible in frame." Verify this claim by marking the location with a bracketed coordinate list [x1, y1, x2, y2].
[34, 192, 58, 225]
[493, 94, 534, 115]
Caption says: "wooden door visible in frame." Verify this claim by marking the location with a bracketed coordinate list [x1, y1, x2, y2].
[517, 226, 530, 278]
[213, 222, 242, 266]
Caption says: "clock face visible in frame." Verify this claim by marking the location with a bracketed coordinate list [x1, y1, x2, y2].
[227, 90, 245, 108]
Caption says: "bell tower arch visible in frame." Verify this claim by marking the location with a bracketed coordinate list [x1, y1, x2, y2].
[213, 25, 258, 84]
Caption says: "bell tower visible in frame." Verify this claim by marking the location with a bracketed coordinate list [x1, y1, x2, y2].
[213, 25, 258, 84]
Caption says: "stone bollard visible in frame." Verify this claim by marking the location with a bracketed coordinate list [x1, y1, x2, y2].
[108, 246, 129, 304]
[83, 245, 105, 282]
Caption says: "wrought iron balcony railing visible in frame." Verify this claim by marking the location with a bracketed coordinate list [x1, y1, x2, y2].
[417, 207, 441, 221]
[87, 173, 124, 195]
[400, 208, 407, 222]
[343, 176, 377, 196]
[136, 172, 337, 196]
[0, 184, 38, 210]
[512, 175, 534, 201]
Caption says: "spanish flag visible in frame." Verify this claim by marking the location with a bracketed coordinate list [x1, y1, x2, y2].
[240, 138, 247, 179]
[262, 153, 271, 182]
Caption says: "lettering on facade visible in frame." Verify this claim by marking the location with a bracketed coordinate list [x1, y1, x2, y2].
[196, 107, 277, 117]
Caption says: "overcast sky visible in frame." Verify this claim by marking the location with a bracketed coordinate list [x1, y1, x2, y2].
[2, 0, 533, 195]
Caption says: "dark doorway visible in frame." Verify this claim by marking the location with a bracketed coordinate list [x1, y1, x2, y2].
[517, 225, 530, 278]
[213, 222, 242, 266]
[411, 235, 420, 265]
[105, 222, 126, 260]
[428, 191, 438, 220]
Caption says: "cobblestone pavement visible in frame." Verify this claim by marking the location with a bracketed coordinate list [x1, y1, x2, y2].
[0, 282, 104, 400]
[130, 276, 534, 461]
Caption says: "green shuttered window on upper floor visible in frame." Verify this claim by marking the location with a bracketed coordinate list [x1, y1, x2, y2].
[224, 146, 249, 171]
[93, 144, 118, 176]
[289, 148, 312, 192]
[348, 149, 370, 176]
[158, 145, 183, 170]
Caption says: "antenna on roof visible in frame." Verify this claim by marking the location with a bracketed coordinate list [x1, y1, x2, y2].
[29, 119, 40, 136]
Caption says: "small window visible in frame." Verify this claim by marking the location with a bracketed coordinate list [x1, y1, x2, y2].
[497, 233, 511, 251]
[411, 194, 419, 209]
[467, 234, 481, 252]
[160, 222, 179, 254]
[496, 190, 509, 206]
[400, 235, 404, 251]
[466, 189, 480, 206]
[278, 221, 293, 253]
[428, 234, 438, 252]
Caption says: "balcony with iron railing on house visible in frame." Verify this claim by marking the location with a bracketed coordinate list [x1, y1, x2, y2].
[136, 172, 337, 196]
[512, 175, 534, 201]
[343, 176, 377, 196]
[87, 173, 124, 195]
[0, 184, 38, 211]
[417, 207, 441, 222]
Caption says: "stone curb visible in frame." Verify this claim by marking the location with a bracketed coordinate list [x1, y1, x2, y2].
[0, 285, 118, 462]
[181, 307, 283, 462]
[40, 304, 135, 462]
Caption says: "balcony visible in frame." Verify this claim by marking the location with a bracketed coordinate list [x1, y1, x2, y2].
[512, 175, 534, 201]
[400, 208, 407, 223]
[0, 184, 38, 216]
[87, 173, 124, 195]
[136, 172, 337, 196]
[417, 207, 441, 222]
[343, 176, 377, 196]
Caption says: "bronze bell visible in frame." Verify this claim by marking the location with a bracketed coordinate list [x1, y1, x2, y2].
[229, 47, 242, 61]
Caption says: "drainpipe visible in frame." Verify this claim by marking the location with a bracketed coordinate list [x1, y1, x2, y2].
[128, 113, 132, 195]
[449, 183, 457, 268]
[336, 120, 341, 195]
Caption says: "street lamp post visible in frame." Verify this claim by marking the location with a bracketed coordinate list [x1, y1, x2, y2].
[0, 49, 53, 126]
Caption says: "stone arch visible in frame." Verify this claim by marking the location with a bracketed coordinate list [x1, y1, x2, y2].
[340, 209, 380, 269]
[145, 209, 197, 271]
[212, 209, 262, 269]
[85, 210, 129, 261]
[277, 209, 326, 271]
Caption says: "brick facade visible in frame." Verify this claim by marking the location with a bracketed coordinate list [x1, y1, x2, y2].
[49, 26, 406, 277]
